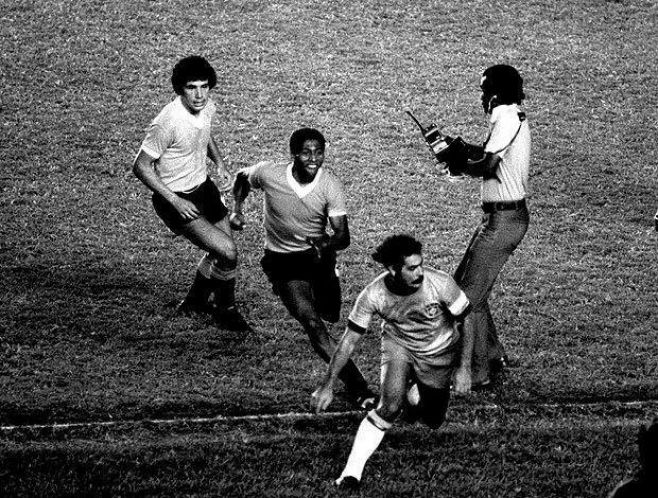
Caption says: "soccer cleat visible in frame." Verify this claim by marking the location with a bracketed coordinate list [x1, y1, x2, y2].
[214, 305, 252, 332]
[335, 476, 360, 490]
[174, 298, 214, 317]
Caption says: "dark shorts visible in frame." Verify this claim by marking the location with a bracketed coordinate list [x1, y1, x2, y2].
[152, 177, 228, 234]
[261, 248, 342, 322]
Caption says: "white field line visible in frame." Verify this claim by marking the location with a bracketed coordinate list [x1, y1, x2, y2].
[1, 399, 657, 433]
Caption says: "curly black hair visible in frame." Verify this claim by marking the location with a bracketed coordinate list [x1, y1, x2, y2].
[171, 56, 217, 95]
[289, 128, 326, 155]
[371, 234, 422, 268]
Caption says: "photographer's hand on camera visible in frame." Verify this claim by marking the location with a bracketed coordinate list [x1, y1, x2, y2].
[439, 139, 501, 182]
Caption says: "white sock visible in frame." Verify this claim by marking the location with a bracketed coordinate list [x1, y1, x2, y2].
[339, 411, 391, 481]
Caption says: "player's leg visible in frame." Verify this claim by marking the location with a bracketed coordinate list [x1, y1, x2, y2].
[276, 279, 373, 404]
[336, 340, 410, 487]
[179, 216, 249, 331]
[416, 382, 451, 428]
[311, 254, 341, 323]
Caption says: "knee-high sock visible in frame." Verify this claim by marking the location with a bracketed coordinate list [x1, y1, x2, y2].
[340, 410, 392, 481]
[197, 254, 237, 308]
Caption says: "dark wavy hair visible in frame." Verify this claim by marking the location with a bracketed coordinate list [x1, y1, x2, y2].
[372, 234, 422, 268]
[171, 56, 217, 95]
[481, 64, 525, 105]
[289, 128, 326, 155]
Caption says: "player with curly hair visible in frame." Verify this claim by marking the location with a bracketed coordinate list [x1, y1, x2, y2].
[312, 234, 472, 489]
[231, 128, 375, 409]
[133, 55, 249, 332]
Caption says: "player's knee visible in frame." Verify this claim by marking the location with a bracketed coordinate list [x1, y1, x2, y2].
[222, 241, 238, 263]
[377, 400, 404, 421]
[210, 247, 237, 269]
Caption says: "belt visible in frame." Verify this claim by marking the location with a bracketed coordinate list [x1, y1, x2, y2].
[482, 199, 526, 213]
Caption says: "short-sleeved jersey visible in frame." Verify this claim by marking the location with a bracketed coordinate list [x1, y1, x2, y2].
[139, 97, 215, 193]
[482, 103, 531, 203]
[348, 267, 470, 358]
[245, 160, 347, 253]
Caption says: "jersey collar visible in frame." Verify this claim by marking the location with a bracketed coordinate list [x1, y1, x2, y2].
[286, 161, 323, 198]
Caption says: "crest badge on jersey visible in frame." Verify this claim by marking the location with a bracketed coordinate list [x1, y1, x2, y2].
[425, 303, 440, 318]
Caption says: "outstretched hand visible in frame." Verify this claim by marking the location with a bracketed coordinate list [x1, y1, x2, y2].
[311, 384, 334, 413]
[452, 366, 472, 395]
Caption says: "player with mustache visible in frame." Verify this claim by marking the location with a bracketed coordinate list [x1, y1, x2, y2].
[312, 234, 472, 489]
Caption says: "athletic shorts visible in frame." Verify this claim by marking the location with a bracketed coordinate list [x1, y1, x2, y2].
[260, 248, 341, 323]
[152, 177, 228, 234]
[381, 335, 458, 390]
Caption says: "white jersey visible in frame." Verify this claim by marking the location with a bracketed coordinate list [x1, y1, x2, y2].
[139, 97, 215, 192]
[482, 103, 531, 202]
[348, 267, 470, 358]
[245, 160, 347, 253]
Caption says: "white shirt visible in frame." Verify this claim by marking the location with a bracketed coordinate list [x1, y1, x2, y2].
[245, 160, 347, 253]
[482, 104, 531, 202]
[139, 97, 215, 192]
[348, 267, 470, 358]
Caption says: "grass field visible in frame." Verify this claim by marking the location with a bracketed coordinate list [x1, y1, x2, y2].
[1, 0, 657, 496]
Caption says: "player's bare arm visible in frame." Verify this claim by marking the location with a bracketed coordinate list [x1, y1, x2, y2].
[132, 150, 200, 220]
[207, 137, 232, 190]
[453, 318, 474, 394]
[311, 327, 363, 413]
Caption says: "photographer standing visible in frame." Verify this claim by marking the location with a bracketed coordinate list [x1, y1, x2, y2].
[451, 64, 531, 389]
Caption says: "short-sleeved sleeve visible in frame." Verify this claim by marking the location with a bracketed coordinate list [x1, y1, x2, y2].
[441, 275, 470, 317]
[325, 174, 347, 218]
[484, 106, 520, 155]
[348, 284, 379, 331]
[140, 123, 173, 160]
[244, 161, 270, 190]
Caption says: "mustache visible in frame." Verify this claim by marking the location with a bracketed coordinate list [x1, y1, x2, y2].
[412, 276, 424, 285]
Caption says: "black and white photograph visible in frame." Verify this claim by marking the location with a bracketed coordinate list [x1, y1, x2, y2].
[1, 0, 656, 496]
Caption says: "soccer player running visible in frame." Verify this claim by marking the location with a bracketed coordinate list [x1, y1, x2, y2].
[132, 55, 249, 332]
[312, 234, 473, 489]
[231, 128, 376, 409]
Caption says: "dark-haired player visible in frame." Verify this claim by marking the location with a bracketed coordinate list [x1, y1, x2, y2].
[450, 64, 531, 388]
[231, 128, 375, 408]
[312, 234, 472, 488]
[133, 55, 249, 331]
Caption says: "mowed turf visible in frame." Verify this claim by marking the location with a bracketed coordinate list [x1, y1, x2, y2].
[1, 0, 657, 496]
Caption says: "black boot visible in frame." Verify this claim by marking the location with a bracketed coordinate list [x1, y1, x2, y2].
[175, 271, 215, 316]
[211, 278, 251, 332]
